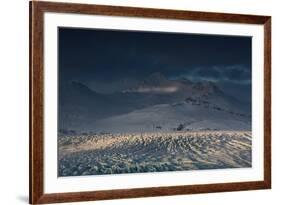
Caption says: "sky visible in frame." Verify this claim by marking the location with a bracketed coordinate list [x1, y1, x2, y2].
[59, 27, 252, 99]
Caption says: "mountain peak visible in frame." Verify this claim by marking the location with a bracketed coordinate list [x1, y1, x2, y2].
[142, 72, 168, 86]
[70, 81, 97, 95]
[71, 81, 89, 89]
[192, 81, 222, 95]
[177, 77, 192, 85]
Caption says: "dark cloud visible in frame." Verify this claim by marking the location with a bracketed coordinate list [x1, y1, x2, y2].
[223, 65, 251, 81]
[177, 65, 251, 84]
[196, 67, 221, 78]
[59, 27, 252, 96]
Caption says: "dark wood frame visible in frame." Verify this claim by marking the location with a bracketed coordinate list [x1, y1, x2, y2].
[29, 1, 271, 204]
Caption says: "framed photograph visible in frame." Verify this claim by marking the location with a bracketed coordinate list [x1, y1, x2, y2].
[30, 1, 271, 204]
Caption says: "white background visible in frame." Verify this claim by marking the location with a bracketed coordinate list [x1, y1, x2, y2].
[0, 0, 279, 204]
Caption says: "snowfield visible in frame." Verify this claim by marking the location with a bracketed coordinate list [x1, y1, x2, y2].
[58, 131, 252, 176]
[92, 103, 251, 133]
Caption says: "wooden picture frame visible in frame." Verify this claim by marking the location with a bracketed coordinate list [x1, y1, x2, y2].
[30, 1, 271, 204]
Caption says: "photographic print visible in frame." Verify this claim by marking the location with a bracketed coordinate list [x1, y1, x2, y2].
[58, 28, 252, 177]
[30, 2, 271, 203]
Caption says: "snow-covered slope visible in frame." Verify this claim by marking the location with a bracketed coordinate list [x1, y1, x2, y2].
[91, 102, 250, 133]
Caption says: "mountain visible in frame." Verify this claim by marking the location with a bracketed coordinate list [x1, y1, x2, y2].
[58, 74, 251, 133]
[59, 81, 110, 129]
